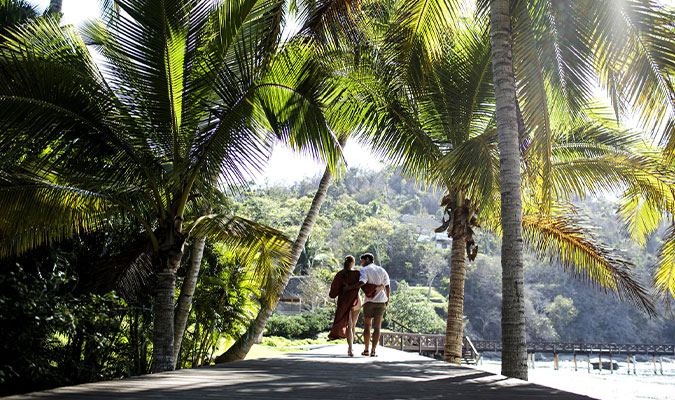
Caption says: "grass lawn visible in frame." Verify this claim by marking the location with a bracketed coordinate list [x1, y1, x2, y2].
[243, 334, 346, 360]
[409, 286, 446, 303]
[244, 344, 286, 359]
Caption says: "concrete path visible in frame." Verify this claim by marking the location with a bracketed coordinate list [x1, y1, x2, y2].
[7, 345, 592, 399]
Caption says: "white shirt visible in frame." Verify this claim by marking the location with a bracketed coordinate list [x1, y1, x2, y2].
[359, 263, 390, 303]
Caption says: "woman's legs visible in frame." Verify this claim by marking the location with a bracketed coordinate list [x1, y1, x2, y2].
[347, 310, 354, 356]
[347, 307, 360, 355]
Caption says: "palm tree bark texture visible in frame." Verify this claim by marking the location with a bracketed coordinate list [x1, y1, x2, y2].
[438, 194, 477, 364]
[152, 217, 187, 373]
[217, 138, 346, 362]
[489, 0, 528, 380]
[172, 234, 207, 367]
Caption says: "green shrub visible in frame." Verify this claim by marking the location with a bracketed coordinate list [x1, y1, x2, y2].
[265, 308, 333, 338]
[386, 281, 445, 334]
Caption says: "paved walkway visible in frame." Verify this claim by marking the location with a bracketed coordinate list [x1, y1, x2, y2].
[7, 345, 592, 399]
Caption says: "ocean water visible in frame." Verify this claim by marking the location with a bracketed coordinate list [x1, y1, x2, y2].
[478, 357, 675, 400]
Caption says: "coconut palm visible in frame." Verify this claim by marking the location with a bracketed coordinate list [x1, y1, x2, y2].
[484, 0, 675, 378]
[487, 0, 528, 379]
[414, 19, 669, 366]
[218, 138, 345, 362]
[0, 0, 343, 372]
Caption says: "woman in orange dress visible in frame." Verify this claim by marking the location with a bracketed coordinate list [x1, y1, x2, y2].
[328, 256, 362, 356]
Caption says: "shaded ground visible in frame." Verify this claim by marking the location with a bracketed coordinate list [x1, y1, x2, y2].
[7, 345, 591, 399]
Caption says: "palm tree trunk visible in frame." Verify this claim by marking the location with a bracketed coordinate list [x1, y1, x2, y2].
[489, 0, 528, 380]
[151, 268, 178, 373]
[49, 0, 62, 13]
[216, 148, 341, 362]
[444, 234, 466, 364]
[151, 219, 186, 373]
[172, 235, 207, 368]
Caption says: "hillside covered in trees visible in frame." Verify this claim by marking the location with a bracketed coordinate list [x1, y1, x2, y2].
[238, 167, 675, 344]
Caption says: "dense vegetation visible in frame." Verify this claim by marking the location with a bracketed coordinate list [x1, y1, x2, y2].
[0, 235, 262, 394]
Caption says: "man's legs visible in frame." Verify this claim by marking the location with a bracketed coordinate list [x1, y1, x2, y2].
[363, 316, 372, 353]
[371, 313, 384, 354]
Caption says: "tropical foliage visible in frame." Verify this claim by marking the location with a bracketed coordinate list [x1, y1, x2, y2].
[0, 0, 342, 372]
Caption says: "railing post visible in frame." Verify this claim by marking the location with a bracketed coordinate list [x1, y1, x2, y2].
[418, 335, 422, 355]
[400, 335, 404, 351]
[587, 353, 591, 374]
[573, 353, 577, 371]
[599, 353, 602, 373]
[627, 354, 631, 375]
[609, 353, 613, 374]
[653, 354, 657, 375]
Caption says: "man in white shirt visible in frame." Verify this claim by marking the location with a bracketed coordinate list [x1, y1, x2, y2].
[344, 253, 390, 356]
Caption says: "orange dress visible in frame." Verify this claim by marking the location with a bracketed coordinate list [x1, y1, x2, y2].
[328, 270, 361, 340]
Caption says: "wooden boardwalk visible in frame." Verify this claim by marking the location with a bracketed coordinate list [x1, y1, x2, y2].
[6, 345, 591, 399]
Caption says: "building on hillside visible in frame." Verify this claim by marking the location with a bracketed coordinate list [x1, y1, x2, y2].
[398, 214, 452, 249]
[416, 232, 452, 249]
[276, 275, 305, 315]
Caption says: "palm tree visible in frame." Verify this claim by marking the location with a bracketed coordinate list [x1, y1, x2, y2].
[217, 137, 345, 362]
[488, 0, 528, 379]
[332, 1, 668, 373]
[484, 0, 675, 378]
[0, 0, 342, 372]
[410, 19, 663, 366]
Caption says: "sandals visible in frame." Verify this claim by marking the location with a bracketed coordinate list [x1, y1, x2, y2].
[370, 351, 378, 357]
[361, 350, 370, 356]
[348, 350, 354, 357]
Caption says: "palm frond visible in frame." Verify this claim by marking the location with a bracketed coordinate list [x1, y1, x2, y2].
[298, 0, 365, 46]
[87, 242, 155, 299]
[0, 180, 112, 257]
[432, 128, 499, 210]
[589, 0, 675, 155]
[188, 214, 292, 305]
[522, 208, 656, 315]
[654, 224, 675, 301]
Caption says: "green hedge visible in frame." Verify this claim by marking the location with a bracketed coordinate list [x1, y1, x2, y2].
[265, 308, 334, 338]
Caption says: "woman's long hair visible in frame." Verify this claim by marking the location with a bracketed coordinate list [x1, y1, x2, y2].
[343, 255, 355, 271]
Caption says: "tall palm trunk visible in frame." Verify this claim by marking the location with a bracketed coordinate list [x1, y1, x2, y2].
[489, 0, 528, 380]
[216, 142, 343, 362]
[152, 220, 186, 373]
[152, 267, 179, 372]
[444, 234, 466, 364]
[172, 235, 207, 368]
[49, 0, 62, 13]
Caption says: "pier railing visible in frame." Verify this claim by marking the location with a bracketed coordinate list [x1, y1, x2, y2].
[355, 330, 674, 372]
[470, 340, 675, 355]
